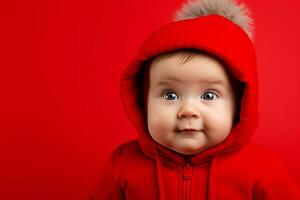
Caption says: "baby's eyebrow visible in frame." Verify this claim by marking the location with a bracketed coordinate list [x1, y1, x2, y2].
[201, 79, 226, 86]
[155, 77, 227, 87]
[153, 79, 181, 89]
[156, 77, 181, 85]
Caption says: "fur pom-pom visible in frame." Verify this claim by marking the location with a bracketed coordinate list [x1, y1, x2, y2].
[174, 0, 254, 40]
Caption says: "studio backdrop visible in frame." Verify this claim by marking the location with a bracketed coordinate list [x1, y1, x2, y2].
[0, 0, 299, 199]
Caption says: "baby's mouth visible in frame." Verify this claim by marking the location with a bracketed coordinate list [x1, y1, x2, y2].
[175, 128, 201, 133]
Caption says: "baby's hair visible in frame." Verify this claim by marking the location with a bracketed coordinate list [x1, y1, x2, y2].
[151, 49, 199, 65]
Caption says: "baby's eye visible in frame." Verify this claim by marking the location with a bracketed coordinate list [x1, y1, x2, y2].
[163, 91, 179, 100]
[201, 91, 218, 100]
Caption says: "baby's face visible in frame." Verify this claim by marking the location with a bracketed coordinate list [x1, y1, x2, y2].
[147, 52, 237, 155]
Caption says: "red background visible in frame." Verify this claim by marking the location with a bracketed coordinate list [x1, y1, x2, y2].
[0, 0, 299, 199]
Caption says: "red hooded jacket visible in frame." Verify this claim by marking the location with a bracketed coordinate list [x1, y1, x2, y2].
[90, 15, 300, 200]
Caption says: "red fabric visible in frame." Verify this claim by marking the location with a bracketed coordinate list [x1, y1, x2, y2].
[90, 15, 300, 199]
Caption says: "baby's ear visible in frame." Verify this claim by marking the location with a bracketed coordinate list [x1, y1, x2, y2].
[174, 0, 254, 40]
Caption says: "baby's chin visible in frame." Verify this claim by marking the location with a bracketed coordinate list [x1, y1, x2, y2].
[153, 137, 210, 155]
[168, 143, 208, 156]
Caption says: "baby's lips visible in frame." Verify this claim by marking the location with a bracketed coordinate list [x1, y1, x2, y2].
[175, 128, 201, 132]
[183, 128, 197, 131]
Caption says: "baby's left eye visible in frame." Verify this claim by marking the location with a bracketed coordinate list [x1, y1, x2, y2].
[201, 91, 218, 100]
[163, 91, 179, 100]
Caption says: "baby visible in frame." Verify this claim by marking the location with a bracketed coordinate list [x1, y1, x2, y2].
[145, 50, 240, 156]
[91, 0, 300, 199]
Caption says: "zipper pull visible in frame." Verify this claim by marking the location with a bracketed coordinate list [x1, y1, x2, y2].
[183, 163, 193, 180]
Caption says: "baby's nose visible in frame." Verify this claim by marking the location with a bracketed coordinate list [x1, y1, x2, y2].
[177, 104, 200, 119]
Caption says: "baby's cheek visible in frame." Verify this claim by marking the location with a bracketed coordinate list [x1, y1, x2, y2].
[148, 109, 173, 137]
[205, 107, 232, 127]
[149, 111, 168, 130]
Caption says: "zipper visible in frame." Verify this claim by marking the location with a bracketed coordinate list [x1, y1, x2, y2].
[182, 162, 193, 200]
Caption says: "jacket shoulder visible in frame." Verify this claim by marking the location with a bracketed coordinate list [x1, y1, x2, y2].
[217, 141, 300, 198]
[229, 141, 298, 183]
[218, 141, 289, 175]
[110, 139, 154, 169]
[233, 141, 283, 163]
[112, 139, 146, 159]
[243, 143, 300, 198]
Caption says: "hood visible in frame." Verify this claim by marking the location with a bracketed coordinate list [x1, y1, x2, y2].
[120, 15, 259, 165]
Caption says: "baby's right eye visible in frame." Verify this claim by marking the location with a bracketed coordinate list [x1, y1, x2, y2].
[163, 91, 178, 100]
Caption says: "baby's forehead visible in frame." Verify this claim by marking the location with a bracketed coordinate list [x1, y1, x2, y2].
[151, 50, 202, 65]
[148, 49, 241, 91]
[151, 50, 230, 75]
[151, 51, 228, 78]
